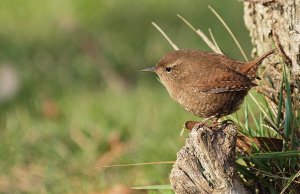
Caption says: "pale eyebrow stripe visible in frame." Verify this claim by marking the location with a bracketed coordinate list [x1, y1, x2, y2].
[170, 59, 183, 67]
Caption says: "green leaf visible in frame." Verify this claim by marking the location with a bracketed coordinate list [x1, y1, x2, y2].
[248, 100, 260, 133]
[240, 150, 300, 159]
[276, 78, 284, 128]
[244, 99, 249, 132]
[283, 65, 293, 140]
[264, 97, 275, 123]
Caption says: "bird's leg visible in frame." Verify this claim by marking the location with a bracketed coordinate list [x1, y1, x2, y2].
[210, 117, 222, 131]
[220, 119, 234, 126]
[184, 116, 226, 131]
[211, 117, 219, 125]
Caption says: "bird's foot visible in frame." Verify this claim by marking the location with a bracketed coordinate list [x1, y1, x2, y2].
[221, 119, 234, 125]
[210, 119, 234, 131]
[184, 120, 210, 131]
[184, 116, 223, 131]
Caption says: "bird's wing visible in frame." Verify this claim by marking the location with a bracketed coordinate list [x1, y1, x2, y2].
[184, 67, 256, 94]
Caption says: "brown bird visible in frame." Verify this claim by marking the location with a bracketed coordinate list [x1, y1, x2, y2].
[142, 49, 275, 123]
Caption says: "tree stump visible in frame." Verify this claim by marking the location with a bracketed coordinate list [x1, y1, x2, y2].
[170, 123, 248, 194]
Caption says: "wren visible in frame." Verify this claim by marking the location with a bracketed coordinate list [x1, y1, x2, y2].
[142, 49, 275, 122]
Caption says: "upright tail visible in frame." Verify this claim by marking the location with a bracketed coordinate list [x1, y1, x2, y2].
[240, 49, 276, 79]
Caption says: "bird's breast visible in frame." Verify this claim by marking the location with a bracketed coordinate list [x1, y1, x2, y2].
[168, 86, 248, 118]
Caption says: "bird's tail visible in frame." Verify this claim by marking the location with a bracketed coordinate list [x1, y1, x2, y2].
[240, 49, 276, 79]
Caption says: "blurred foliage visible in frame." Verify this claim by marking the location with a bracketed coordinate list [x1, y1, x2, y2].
[0, 0, 251, 95]
[0, 0, 253, 193]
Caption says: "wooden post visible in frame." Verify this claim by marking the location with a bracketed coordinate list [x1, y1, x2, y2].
[170, 123, 249, 194]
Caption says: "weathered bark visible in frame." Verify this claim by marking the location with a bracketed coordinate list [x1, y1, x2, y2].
[243, 1, 300, 93]
[244, 0, 300, 73]
[244, 0, 300, 134]
[170, 123, 249, 194]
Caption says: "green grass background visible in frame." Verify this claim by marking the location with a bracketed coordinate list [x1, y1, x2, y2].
[0, 0, 253, 193]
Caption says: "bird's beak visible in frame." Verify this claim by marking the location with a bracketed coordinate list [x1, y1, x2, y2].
[141, 66, 156, 72]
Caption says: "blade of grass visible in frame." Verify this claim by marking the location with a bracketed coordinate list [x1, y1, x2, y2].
[283, 66, 292, 139]
[247, 157, 271, 171]
[177, 14, 221, 53]
[259, 112, 263, 136]
[280, 170, 300, 194]
[236, 163, 257, 179]
[249, 92, 278, 134]
[227, 115, 245, 133]
[283, 64, 298, 168]
[266, 96, 278, 122]
[208, 6, 248, 61]
[96, 161, 174, 168]
[208, 28, 222, 53]
[282, 63, 297, 166]
[240, 150, 300, 159]
[247, 101, 260, 134]
[152, 22, 179, 50]
[264, 118, 288, 142]
[132, 184, 172, 190]
[244, 99, 250, 132]
[264, 97, 275, 123]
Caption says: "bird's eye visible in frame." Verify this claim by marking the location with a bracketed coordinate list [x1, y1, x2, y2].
[165, 67, 172, 73]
